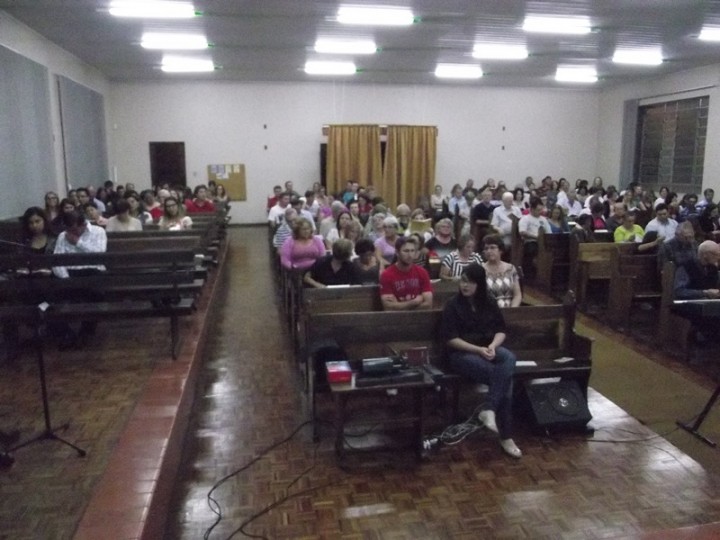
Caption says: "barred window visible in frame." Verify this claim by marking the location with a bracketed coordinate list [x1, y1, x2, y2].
[635, 96, 708, 194]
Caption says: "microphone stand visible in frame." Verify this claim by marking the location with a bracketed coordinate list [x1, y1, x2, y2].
[9, 302, 86, 458]
[676, 385, 720, 448]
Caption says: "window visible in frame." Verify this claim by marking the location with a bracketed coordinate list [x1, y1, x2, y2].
[635, 96, 708, 193]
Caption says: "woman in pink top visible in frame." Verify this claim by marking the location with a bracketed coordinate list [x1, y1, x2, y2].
[280, 217, 326, 270]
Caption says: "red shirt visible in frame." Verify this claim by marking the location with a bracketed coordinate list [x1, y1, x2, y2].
[185, 199, 216, 214]
[149, 206, 164, 221]
[379, 264, 432, 302]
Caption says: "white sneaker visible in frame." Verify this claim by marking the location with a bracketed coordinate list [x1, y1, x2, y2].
[478, 410, 498, 433]
[500, 438, 522, 459]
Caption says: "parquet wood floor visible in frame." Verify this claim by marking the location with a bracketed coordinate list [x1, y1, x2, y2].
[165, 230, 720, 540]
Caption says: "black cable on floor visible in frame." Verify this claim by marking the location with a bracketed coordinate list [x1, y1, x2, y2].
[203, 419, 334, 540]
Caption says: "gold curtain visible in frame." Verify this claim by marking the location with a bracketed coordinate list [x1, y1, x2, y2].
[326, 125, 382, 197]
[382, 125, 438, 211]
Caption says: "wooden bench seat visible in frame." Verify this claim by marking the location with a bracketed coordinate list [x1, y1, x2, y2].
[568, 240, 632, 309]
[295, 280, 460, 357]
[607, 248, 662, 331]
[305, 294, 592, 430]
[535, 229, 570, 294]
[0, 249, 201, 358]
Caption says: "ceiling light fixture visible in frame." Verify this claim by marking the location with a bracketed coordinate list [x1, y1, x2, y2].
[109, 1, 197, 18]
[161, 55, 215, 72]
[555, 66, 597, 83]
[314, 38, 377, 55]
[337, 5, 415, 26]
[472, 44, 528, 60]
[142, 33, 208, 50]
[434, 63, 483, 80]
[612, 49, 663, 66]
[698, 26, 720, 41]
[523, 15, 591, 35]
[304, 61, 357, 75]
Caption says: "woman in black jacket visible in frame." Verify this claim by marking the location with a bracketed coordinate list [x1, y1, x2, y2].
[440, 263, 521, 458]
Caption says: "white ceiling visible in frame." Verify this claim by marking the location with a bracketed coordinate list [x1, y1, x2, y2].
[2, 0, 720, 87]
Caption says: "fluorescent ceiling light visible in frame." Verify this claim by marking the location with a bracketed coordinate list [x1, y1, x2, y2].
[612, 49, 663, 66]
[109, 1, 197, 18]
[523, 15, 591, 35]
[434, 63, 483, 79]
[142, 32, 208, 50]
[314, 38, 377, 55]
[337, 6, 414, 26]
[304, 61, 357, 75]
[698, 26, 720, 41]
[555, 66, 597, 83]
[161, 55, 214, 72]
[472, 44, 528, 60]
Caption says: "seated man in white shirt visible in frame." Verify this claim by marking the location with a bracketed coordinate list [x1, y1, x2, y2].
[52, 210, 108, 349]
[644, 203, 677, 243]
[517, 196, 551, 280]
[490, 192, 521, 249]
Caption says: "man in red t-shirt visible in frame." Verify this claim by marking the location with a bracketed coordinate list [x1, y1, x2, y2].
[185, 185, 216, 214]
[380, 236, 433, 310]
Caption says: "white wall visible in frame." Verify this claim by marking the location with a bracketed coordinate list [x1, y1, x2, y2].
[597, 64, 720, 194]
[110, 81, 601, 223]
[0, 11, 110, 198]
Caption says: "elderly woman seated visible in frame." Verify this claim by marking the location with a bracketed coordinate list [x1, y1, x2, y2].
[481, 235, 522, 308]
[439, 233, 483, 281]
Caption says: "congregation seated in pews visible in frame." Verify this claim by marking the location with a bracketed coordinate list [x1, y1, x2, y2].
[0, 181, 228, 363]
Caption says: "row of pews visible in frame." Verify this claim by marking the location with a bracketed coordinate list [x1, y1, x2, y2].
[0, 210, 228, 358]
[507, 219, 703, 357]
[268, 230, 594, 435]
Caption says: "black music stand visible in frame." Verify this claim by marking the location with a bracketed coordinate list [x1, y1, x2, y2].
[9, 304, 86, 458]
[676, 384, 720, 448]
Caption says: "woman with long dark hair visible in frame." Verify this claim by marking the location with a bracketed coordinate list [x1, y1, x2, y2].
[440, 263, 521, 458]
[20, 206, 56, 255]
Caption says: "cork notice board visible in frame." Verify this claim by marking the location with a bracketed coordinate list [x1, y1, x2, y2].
[207, 163, 246, 201]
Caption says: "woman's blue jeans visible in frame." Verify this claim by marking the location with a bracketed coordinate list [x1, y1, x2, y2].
[449, 347, 516, 439]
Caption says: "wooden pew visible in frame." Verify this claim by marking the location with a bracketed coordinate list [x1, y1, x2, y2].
[568, 239, 632, 309]
[606, 248, 662, 331]
[0, 250, 201, 358]
[295, 280, 460, 357]
[535, 229, 570, 294]
[657, 261, 693, 359]
[305, 294, 592, 429]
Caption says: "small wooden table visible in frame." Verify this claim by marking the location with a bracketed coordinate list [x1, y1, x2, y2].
[329, 371, 434, 464]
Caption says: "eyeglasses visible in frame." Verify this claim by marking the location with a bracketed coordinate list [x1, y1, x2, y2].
[165, 203, 178, 208]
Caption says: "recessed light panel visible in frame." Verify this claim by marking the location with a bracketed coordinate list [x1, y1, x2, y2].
[698, 26, 720, 41]
[434, 63, 483, 79]
[555, 66, 597, 83]
[304, 61, 357, 75]
[612, 49, 663, 66]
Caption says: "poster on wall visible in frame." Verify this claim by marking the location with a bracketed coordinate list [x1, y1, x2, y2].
[207, 163, 246, 200]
